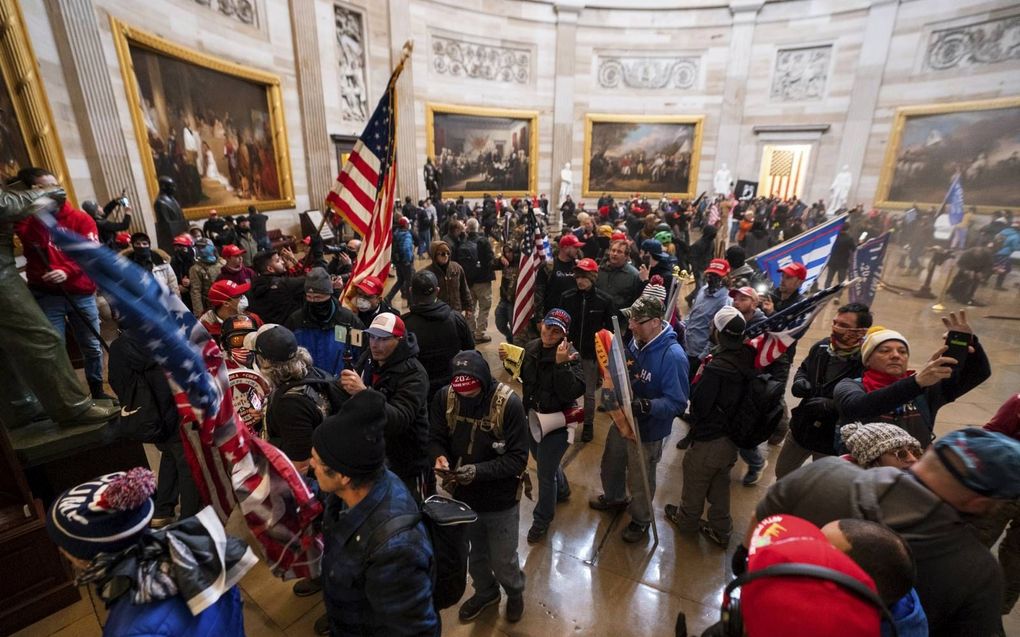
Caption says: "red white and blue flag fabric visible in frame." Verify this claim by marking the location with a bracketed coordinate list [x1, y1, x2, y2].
[42, 219, 323, 580]
[945, 172, 964, 226]
[512, 209, 548, 336]
[744, 282, 846, 370]
[750, 214, 847, 293]
[848, 232, 890, 308]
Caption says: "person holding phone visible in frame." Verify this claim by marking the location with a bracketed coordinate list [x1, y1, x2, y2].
[833, 311, 990, 449]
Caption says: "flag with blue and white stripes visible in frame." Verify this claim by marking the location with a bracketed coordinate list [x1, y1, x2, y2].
[946, 173, 964, 226]
[749, 214, 848, 293]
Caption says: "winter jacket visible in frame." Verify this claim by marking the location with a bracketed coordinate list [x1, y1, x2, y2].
[994, 226, 1020, 258]
[16, 201, 98, 295]
[520, 338, 584, 414]
[124, 247, 181, 298]
[684, 284, 733, 360]
[596, 262, 643, 313]
[321, 469, 437, 637]
[107, 332, 178, 444]
[828, 231, 856, 269]
[628, 323, 689, 443]
[424, 260, 472, 312]
[102, 586, 245, 637]
[741, 226, 770, 257]
[755, 457, 1003, 637]
[465, 232, 495, 284]
[688, 342, 756, 442]
[235, 232, 258, 266]
[216, 264, 256, 286]
[249, 273, 305, 325]
[647, 256, 677, 293]
[188, 261, 222, 316]
[558, 286, 616, 360]
[284, 301, 364, 375]
[540, 256, 578, 314]
[392, 227, 414, 264]
[428, 352, 528, 513]
[352, 334, 431, 481]
[688, 225, 716, 273]
[402, 301, 475, 400]
[834, 338, 990, 447]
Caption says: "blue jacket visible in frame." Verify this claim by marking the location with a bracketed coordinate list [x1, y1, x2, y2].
[393, 228, 414, 264]
[885, 589, 928, 637]
[322, 469, 438, 637]
[995, 226, 1020, 258]
[102, 586, 244, 636]
[628, 322, 689, 442]
[684, 284, 732, 360]
[284, 302, 364, 376]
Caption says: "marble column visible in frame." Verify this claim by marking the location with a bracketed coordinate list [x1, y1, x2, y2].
[834, 0, 899, 206]
[387, 0, 419, 204]
[713, 0, 764, 187]
[45, 0, 145, 232]
[550, 1, 583, 230]
[289, 0, 333, 210]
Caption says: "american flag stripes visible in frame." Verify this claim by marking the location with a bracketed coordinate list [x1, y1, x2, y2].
[750, 214, 848, 293]
[744, 282, 846, 369]
[512, 208, 547, 336]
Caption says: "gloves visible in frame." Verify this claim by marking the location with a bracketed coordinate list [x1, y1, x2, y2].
[791, 378, 813, 398]
[631, 398, 652, 417]
[731, 544, 749, 576]
[453, 464, 477, 486]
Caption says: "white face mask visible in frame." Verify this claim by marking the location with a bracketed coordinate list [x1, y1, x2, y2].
[237, 296, 249, 312]
[355, 297, 372, 311]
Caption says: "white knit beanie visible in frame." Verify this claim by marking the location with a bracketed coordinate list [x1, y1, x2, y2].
[860, 326, 909, 363]
[841, 422, 921, 466]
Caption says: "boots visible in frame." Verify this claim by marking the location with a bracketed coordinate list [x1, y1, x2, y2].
[58, 401, 119, 427]
[89, 381, 117, 402]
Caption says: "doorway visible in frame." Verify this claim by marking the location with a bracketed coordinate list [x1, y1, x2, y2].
[757, 144, 812, 199]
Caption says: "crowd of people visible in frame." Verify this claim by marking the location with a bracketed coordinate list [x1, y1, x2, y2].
[2, 163, 1017, 637]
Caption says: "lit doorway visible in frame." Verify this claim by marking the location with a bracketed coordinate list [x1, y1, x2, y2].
[757, 144, 812, 199]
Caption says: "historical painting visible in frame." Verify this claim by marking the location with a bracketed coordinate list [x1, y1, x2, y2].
[583, 114, 703, 200]
[877, 98, 1020, 210]
[0, 72, 30, 183]
[426, 103, 538, 197]
[112, 18, 294, 218]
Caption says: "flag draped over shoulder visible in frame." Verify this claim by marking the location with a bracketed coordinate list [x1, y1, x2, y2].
[750, 214, 847, 293]
[744, 282, 846, 370]
[512, 209, 548, 336]
[945, 172, 964, 226]
[848, 232, 890, 307]
[44, 221, 323, 580]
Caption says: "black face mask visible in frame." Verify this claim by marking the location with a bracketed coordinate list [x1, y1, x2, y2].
[307, 298, 335, 322]
[705, 274, 722, 294]
[133, 246, 152, 263]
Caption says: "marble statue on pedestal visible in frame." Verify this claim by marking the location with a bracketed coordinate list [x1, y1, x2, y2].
[830, 165, 853, 212]
[714, 163, 732, 197]
[559, 162, 573, 204]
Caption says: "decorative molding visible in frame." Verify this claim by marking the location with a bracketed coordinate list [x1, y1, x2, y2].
[193, 0, 257, 27]
[596, 55, 699, 90]
[430, 34, 531, 84]
[752, 124, 831, 134]
[334, 3, 369, 122]
[770, 45, 831, 102]
[924, 14, 1020, 71]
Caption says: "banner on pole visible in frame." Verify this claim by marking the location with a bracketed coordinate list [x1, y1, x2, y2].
[848, 232, 890, 307]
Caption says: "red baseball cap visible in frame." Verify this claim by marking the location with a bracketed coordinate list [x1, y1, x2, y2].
[729, 286, 759, 303]
[221, 244, 245, 258]
[574, 258, 599, 273]
[115, 231, 131, 245]
[365, 312, 405, 338]
[704, 258, 731, 277]
[742, 515, 881, 637]
[172, 234, 194, 247]
[779, 262, 808, 280]
[610, 231, 628, 242]
[559, 234, 585, 248]
[355, 276, 384, 297]
[208, 279, 251, 307]
[398, 217, 409, 228]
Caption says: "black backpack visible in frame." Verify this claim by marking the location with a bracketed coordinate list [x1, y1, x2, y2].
[353, 495, 477, 610]
[724, 371, 786, 448]
[453, 237, 481, 279]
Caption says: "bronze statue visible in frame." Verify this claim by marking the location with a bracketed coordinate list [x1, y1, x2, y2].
[154, 175, 187, 251]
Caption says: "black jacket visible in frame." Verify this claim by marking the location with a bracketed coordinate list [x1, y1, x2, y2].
[107, 333, 177, 443]
[595, 262, 643, 313]
[520, 338, 585, 414]
[558, 286, 616, 360]
[688, 343, 756, 442]
[828, 232, 856, 269]
[540, 257, 578, 314]
[250, 273, 305, 325]
[402, 301, 475, 400]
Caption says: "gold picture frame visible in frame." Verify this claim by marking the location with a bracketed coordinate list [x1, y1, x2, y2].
[875, 97, 1020, 212]
[425, 103, 538, 198]
[0, 0, 75, 201]
[111, 17, 294, 220]
[583, 113, 703, 200]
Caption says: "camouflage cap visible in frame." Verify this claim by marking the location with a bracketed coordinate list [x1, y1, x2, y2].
[622, 296, 664, 322]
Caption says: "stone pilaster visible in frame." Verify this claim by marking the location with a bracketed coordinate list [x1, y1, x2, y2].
[289, 0, 332, 208]
[550, 1, 582, 230]
[388, 0, 419, 203]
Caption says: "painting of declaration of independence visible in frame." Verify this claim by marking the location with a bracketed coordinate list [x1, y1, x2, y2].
[0, 72, 32, 183]
[583, 114, 703, 199]
[113, 20, 293, 217]
[426, 103, 538, 197]
[878, 98, 1020, 210]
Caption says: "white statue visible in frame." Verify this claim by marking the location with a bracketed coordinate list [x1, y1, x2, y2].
[713, 162, 732, 197]
[830, 165, 853, 212]
[559, 162, 573, 203]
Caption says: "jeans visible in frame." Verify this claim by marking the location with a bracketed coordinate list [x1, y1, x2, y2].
[581, 358, 599, 429]
[417, 228, 432, 256]
[385, 262, 414, 304]
[467, 506, 526, 598]
[600, 426, 663, 527]
[469, 282, 492, 337]
[676, 436, 739, 536]
[154, 437, 202, 519]
[529, 426, 569, 528]
[495, 299, 513, 342]
[34, 292, 104, 385]
[739, 443, 766, 471]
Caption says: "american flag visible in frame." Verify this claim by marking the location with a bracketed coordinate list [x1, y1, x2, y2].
[512, 208, 547, 336]
[751, 214, 847, 293]
[945, 171, 964, 226]
[43, 220, 323, 580]
[744, 282, 846, 369]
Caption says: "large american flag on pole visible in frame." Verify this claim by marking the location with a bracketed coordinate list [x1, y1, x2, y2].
[744, 281, 847, 369]
[512, 208, 548, 336]
[42, 218, 323, 580]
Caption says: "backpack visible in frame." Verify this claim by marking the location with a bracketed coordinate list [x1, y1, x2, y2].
[353, 494, 477, 611]
[724, 371, 785, 448]
[444, 382, 515, 443]
[453, 237, 481, 278]
[416, 207, 431, 233]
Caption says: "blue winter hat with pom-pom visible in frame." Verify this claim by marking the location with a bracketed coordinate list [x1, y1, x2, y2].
[46, 468, 156, 560]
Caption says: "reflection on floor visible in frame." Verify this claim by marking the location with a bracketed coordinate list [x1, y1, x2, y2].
[16, 247, 1020, 636]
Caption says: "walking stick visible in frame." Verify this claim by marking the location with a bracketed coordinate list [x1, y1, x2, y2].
[31, 245, 110, 353]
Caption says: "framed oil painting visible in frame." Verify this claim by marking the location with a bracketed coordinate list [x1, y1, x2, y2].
[583, 114, 703, 200]
[425, 103, 538, 197]
[876, 97, 1020, 211]
[111, 18, 294, 219]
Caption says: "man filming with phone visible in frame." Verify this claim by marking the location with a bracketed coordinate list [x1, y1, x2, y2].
[833, 311, 990, 449]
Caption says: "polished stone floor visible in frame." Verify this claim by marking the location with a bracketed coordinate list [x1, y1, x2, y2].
[17, 245, 1020, 636]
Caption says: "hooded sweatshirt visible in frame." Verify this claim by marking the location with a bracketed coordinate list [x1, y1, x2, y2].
[402, 300, 475, 400]
[628, 322, 689, 442]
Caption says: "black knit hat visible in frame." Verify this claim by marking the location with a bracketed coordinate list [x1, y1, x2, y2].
[313, 389, 387, 477]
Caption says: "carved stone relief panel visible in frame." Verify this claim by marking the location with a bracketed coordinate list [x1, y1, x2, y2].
[430, 35, 531, 84]
[335, 3, 369, 122]
[924, 14, 1020, 71]
[770, 45, 832, 102]
[595, 55, 699, 90]
[193, 0, 257, 27]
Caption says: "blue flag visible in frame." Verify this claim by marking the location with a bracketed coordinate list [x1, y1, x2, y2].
[750, 214, 847, 292]
[946, 173, 964, 226]
[848, 232, 890, 307]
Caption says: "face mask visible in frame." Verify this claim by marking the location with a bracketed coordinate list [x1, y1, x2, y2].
[705, 274, 722, 294]
[355, 297, 372, 312]
[133, 246, 152, 262]
[307, 298, 335, 321]
[237, 296, 249, 312]
[229, 347, 252, 367]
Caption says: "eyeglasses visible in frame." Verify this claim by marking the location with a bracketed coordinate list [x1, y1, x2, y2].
[886, 446, 921, 462]
[435, 251, 450, 257]
[629, 317, 655, 325]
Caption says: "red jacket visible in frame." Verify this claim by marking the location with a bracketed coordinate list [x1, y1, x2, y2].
[984, 393, 1020, 441]
[16, 201, 99, 295]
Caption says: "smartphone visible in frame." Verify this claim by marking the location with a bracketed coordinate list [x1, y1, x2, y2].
[334, 325, 364, 348]
[944, 330, 971, 367]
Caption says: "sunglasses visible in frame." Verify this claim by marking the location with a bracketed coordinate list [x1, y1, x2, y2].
[886, 446, 921, 462]
[435, 251, 450, 256]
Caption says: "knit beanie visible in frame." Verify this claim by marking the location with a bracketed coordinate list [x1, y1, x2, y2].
[841, 422, 921, 466]
[643, 274, 667, 304]
[313, 389, 387, 477]
[46, 468, 156, 561]
[860, 326, 909, 363]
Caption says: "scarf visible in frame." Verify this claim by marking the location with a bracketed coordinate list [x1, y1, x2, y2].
[861, 368, 915, 393]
